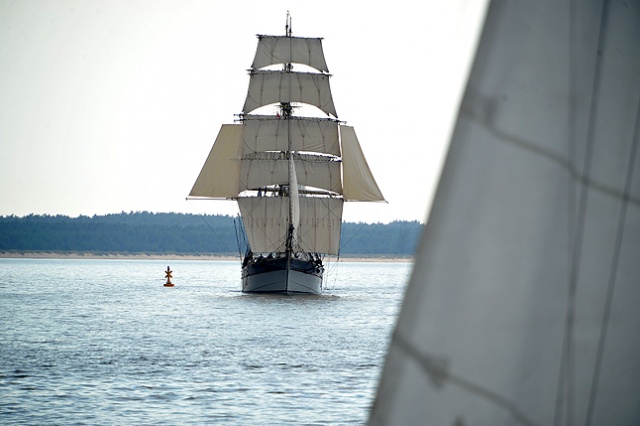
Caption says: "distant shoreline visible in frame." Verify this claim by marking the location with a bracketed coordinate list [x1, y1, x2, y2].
[0, 251, 413, 263]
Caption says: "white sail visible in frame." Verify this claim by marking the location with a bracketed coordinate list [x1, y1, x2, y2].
[242, 115, 340, 156]
[242, 71, 337, 117]
[370, 1, 640, 425]
[239, 152, 342, 194]
[238, 197, 289, 253]
[238, 196, 343, 254]
[341, 126, 385, 202]
[251, 35, 329, 72]
[296, 197, 343, 254]
[189, 124, 243, 198]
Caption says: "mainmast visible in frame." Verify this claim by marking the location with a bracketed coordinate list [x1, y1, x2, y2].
[284, 11, 296, 258]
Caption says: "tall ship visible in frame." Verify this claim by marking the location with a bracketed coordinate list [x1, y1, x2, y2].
[188, 15, 384, 294]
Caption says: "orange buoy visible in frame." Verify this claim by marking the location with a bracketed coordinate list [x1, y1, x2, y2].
[164, 266, 174, 287]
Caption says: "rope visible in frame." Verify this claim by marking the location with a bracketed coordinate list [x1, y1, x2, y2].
[233, 216, 245, 263]
[584, 94, 640, 426]
[555, 2, 609, 424]
[187, 200, 236, 255]
[339, 221, 370, 252]
[322, 254, 341, 291]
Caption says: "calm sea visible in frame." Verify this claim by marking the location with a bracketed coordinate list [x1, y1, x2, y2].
[0, 258, 411, 425]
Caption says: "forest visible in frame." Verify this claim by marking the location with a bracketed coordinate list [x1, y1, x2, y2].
[0, 212, 423, 257]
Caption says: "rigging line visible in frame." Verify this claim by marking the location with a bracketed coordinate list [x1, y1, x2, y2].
[555, 1, 610, 425]
[584, 93, 640, 426]
[187, 200, 236, 256]
[324, 255, 340, 291]
[233, 217, 244, 263]
[554, 0, 578, 423]
[339, 221, 370, 253]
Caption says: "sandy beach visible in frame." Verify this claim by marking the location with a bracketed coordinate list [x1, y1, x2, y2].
[0, 251, 413, 263]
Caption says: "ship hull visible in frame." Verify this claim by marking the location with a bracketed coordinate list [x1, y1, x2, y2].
[242, 255, 323, 294]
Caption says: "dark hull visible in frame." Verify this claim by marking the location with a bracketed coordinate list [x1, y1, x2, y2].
[242, 255, 323, 294]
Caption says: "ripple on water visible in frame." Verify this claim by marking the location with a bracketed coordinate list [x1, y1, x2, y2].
[0, 258, 411, 424]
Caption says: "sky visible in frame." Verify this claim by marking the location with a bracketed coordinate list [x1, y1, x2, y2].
[0, 0, 488, 223]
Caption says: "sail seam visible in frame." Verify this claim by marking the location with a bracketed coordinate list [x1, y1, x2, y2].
[462, 104, 640, 209]
[393, 332, 543, 426]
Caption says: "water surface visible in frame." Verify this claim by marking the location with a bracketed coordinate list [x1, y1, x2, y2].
[0, 258, 410, 425]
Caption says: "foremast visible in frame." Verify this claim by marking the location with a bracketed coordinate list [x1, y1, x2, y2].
[241, 12, 342, 263]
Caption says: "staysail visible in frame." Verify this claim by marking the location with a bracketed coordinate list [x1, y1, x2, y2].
[370, 0, 640, 425]
[341, 126, 385, 202]
[188, 124, 242, 199]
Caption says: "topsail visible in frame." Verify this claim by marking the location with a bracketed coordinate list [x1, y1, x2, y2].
[242, 71, 337, 117]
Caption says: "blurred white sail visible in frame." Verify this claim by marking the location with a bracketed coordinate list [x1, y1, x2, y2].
[370, 0, 640, 425]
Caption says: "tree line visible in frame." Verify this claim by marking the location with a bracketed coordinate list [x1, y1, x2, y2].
[0, 212, 423, 257]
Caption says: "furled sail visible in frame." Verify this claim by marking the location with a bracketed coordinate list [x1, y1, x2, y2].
[239, 152, 341, 194]
[288, 154, 300, 246]
[242, 71, 337, 117]
[238, 196, 343, 254]
[189, 124, 243, 198]
[251, 35, 329, 72]
[341, 126, 385, 202]
[370, 1, 640, 425]
[242, 115, 340, 156]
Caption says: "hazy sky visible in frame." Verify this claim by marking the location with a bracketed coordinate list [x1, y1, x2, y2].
[0, 0, 487, 223]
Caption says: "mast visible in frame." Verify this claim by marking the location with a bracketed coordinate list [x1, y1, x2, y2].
[282, 11, 293, 115]
[284, 11, 294, 250]
[284, 11, 294, 290]
[285, 10, 291, 38]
